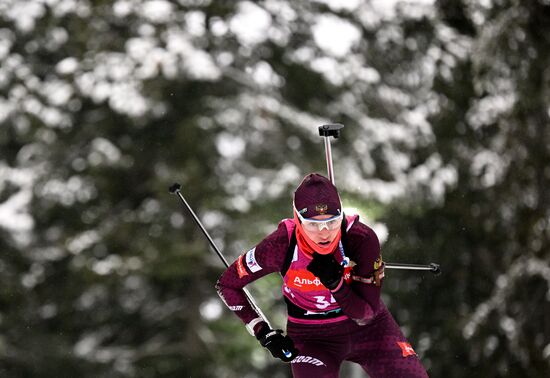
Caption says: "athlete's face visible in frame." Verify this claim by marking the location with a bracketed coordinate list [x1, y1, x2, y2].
[302, 214, 342, 245]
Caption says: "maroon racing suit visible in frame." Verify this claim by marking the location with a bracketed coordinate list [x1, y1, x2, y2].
[216, 215, 428, 377]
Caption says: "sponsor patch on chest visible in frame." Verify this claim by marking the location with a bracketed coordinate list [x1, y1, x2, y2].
[286, 269, 323, 291]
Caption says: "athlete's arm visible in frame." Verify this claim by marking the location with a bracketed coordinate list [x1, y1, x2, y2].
[215, 222, 289, 334]
[330, 221, 382, 325]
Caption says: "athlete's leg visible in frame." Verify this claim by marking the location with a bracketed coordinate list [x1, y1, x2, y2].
[286, 321, 352, 378]
[347, 309, 429, 378]
[290, 339, 342, 378]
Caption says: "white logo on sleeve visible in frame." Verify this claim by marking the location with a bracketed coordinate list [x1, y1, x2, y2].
[245, 248, 262, 273]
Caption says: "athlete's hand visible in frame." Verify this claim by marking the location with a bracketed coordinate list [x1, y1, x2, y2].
[256, 323, 299, 362]
[307, 252, 344, 290]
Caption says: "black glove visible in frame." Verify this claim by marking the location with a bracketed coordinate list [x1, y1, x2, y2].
[307, 252, 344, 290]
[256, 322, 299, 362]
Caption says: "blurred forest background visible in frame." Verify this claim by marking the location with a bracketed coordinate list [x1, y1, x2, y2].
[1, 0, 549, 377]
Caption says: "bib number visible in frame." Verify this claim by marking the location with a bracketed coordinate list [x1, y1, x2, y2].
[314, 295, 336, 309]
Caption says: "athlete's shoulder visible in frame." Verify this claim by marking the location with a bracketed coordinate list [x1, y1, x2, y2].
[345, 215, 381, 263]
[257, 219, 293, 251]
[346, 215, 379, 243]
[274, 218, 295, 241]
[251, 219, 294, 271]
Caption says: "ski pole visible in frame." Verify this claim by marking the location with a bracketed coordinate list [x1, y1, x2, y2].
[169, 183, 272, 328]
[385, 262, 441, 275]
[318, 124, 344, 184]
[170, 184, 296, 360]
[318, 124, 441, 276]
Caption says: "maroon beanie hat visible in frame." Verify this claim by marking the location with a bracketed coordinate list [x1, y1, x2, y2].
[293, 173, 341, 218]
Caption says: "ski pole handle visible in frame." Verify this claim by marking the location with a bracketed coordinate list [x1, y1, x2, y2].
[169, 183, 230, 267]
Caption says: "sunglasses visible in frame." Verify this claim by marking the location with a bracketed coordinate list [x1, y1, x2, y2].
[294, 205, 343, 232]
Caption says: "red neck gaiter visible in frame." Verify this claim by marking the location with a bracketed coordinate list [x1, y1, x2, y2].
[293, 211, 341, 258]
